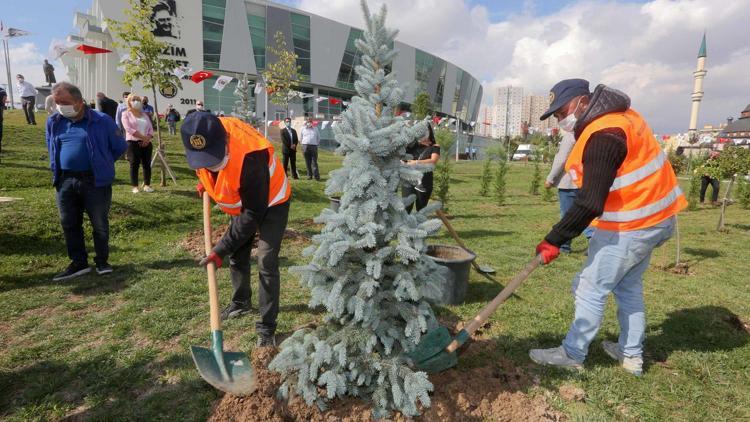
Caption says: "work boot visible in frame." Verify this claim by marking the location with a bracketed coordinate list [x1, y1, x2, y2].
[529, 346, 583, 371]
[96, 263, 113, 275]
[601, 341, 643, 377]
[257, 333, 276, 348]
[220, 302, 251, 321]
[52, 262, 91, 281]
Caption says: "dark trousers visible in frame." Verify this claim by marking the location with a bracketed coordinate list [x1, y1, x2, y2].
[282, 150, 298, 178]
[21, 96, 36, 124]
[55, 172, 112, 266]
[126, 141, 153, 186]
[302, 144, 320, 179]
[229, 200, 290, 335]
[167, 122, 176, 135]
[700, 176, 720, 202]
[402, 175, 433, 213]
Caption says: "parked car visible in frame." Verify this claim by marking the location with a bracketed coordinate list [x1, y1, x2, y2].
[512, 144, 536, 161]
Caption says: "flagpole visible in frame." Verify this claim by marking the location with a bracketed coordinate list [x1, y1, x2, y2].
[263, 77, 268, 139]
[3, 38, 14, 109]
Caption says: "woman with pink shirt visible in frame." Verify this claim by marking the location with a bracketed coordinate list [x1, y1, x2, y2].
[121, 94, 154, 193]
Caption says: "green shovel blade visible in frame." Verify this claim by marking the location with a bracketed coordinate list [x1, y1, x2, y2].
[191, 330, 256, 396]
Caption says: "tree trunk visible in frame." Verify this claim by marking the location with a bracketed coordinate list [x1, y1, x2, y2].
[151, 84, 167, 187]
[717, 174, 736, 231]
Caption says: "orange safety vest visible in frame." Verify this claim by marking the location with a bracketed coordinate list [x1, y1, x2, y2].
[565, 108, 687, 231]
[196, 117, 291, 216]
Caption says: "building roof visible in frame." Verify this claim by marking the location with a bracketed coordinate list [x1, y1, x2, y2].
[698, 32, 707, 58]
[743, 104, 750, 114]
[721, 117, 750, 137]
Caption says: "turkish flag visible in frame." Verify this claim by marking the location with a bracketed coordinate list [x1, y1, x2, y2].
[76, 44, 112, 55]
[432, 116, 441, 124]
[191, 70, 213, 83]
[328, 98, 341, 105]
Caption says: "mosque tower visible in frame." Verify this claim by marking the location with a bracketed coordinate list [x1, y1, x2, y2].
[688, 33, 707, 142]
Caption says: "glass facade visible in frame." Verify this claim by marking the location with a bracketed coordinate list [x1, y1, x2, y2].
[203, 76, 247, 115]
[434, 60, 447, 108]
[290, 13, 311, 80]
[247, 5, 266, 71]
[318, 88, 351, 118]
[202, 0, 226, 70]
[414, 49, 435, 98]
[452, 69, 464, 116]
[336, 28, 364, 91]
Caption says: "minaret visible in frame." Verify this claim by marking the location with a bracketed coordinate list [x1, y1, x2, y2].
[688, 32, 707, 142]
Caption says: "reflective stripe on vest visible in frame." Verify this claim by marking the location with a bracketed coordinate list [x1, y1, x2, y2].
[600, 185, 683, 222]
[268, 171, 289, 206]
[609, 151, 667, 192]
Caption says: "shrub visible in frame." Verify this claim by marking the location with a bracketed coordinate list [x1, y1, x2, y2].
[494, 160, 507, 205]
[687, 171, 701, 211]
[529, 159, 541, 195]
[479, 159, 492, 196]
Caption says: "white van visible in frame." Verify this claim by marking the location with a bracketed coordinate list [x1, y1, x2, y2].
[512, 144, 535, 161]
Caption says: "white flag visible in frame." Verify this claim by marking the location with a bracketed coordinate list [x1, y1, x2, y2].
[1, 22, 30, 39]
[173, 65, 192, 79]
[213, 75, 234, 91]
[315, 96, 328, 103]
[321, 121, 330, 129]
[469, 121, 476, 127]
[342, 101, 350, 106]
[254, 84, 263, 94]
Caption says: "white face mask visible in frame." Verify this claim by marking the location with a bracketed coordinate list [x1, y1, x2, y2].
[131, 101, 142, 110]
[558, 98, 582, 133]
[17, 78, 24, 83]
[196, 104, 204, 110]
[207, 152, 229, 172]
[57, 104, 78, 118]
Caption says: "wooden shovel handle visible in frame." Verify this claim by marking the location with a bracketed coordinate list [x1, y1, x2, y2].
[446, 255, 542, 353]
[436, 209, 469, 250]
[203, 192, 221, 332]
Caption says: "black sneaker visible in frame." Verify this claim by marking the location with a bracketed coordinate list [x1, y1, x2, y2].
[96, 263, 113, 275]
[52, 262, 91, 281]
[257, 333, 276, 348]
[220, 302, 251, 321]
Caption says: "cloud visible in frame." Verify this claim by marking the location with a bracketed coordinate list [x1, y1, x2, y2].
[0, 42, 48, 89]
[290, 0, 750, 133]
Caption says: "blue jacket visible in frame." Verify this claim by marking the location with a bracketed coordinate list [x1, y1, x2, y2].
[46, 108, 128, 187]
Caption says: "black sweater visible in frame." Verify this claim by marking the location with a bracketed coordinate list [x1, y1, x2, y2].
[213, 150, 270, 257]
[544, 129, 627, 247]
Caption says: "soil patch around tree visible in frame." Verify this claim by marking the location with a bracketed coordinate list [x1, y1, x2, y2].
[181, 224, 310, 259]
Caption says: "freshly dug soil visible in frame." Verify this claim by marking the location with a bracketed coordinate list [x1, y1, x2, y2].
[427, 244, 475, 262]
[209, 339, 565, 422]
[181, 224, 309, 258]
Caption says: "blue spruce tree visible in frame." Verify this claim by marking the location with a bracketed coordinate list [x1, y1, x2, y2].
[269, 1, 446, 418]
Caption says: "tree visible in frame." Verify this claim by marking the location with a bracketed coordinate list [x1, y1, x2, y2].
[412, 91, 432, 120]
[433, 127, 455, 209]
[687, 171, 701, 211]
[269, 2, 445, 418]
[529, 158, 541, 195]
[106, 0, 180, 186]
[494, 159, 507, 205]
[262, 31, 301, 115]
[479, 159, 492, 196]
[713, 147, 750, 230]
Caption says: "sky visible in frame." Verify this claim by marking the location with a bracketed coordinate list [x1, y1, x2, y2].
[2, 0, 749, 134]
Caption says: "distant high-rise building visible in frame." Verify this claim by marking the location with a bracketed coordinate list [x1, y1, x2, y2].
[476, 104, 493, 136]
[522, 94, 558, 134]
[492, 86, 525, 138]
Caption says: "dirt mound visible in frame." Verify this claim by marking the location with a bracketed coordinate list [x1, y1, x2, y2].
[181, 224, 309, 258]
[209, 341, 565, 422]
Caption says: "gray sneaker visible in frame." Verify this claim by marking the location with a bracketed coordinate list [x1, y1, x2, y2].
[601, 341, 643, 376]
[52, 262, 91, 281]
[529, 346, 583, 371]
[220, 302, 251, 321]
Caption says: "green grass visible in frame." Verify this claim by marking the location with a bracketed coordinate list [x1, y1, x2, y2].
[1, 109, 749, 420]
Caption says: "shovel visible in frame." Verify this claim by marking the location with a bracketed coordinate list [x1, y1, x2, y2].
[408, 255, 542, 373]
[190, 192, 256, 396]
[435, 209, 495, 274]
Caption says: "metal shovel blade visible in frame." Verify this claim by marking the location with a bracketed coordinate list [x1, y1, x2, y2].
[191, 332, 256, 396]
[476, 264, 496, 274]
[408, 326, 467, 373]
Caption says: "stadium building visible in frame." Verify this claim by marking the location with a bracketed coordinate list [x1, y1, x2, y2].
[61, 0, 483, 126]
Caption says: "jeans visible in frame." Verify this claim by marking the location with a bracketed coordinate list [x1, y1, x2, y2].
[302, 144, 320, 179]
[402, 173, 433, 213]
[282, 150, 298, 178]
[558, 189, 595, 251]
[167, 121, 176, 135]
[699, 176, 720, 203]
[22, 96, 36, 124]
[126, 141, 153, 186]
[562, 216, 675, 362]
[228, 200, 290, 336]
[55, 172, 113, 266]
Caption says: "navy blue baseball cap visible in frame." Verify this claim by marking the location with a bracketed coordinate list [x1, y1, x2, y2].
[180, 112, 227, 169]
[540, 79, 590, 121]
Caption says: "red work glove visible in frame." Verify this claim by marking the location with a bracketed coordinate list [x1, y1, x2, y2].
[198, 251, 223, 268]
[196, 182, 205, 198]
[535, 240, 560, 265]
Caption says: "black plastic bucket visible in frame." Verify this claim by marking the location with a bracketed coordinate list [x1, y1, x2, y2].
[329, 196, 341, 212]
[426, 244, 476, 305]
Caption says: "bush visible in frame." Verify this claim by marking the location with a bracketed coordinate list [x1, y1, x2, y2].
[494, 160, 507, 205]
[434, 159, 451, 208]
[687, 171, 701, 211]
[479, 160, 492, 196]
[736, 176, 750, 209]
[667, 147, 687, 175]
[529, 159, 541, 195]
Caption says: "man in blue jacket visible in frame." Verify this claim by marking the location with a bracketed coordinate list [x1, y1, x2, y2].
[46, 82, 127, 281]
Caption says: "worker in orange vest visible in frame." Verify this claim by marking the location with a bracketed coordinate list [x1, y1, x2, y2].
[529, 79, 686, 376]
[181, 112, 291, 347]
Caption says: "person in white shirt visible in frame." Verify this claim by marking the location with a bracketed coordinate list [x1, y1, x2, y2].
[16, 74, 38, 125]
[45, 95, 56, 115]
[299, 117, 320, 180]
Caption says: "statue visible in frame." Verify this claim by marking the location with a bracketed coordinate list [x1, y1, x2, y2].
[43, 59, 56, 87]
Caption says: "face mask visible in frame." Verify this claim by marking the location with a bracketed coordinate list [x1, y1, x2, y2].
[196, 104, 204, 110]
[17, 78, 24, 83]
[57, 104, 78, 118]
[305, 123, 312, 128]
[284, 121, 291, 127]
[558, 98, 582, 133]
[207, 152, 229, 172]
[131, 101, 142, 110]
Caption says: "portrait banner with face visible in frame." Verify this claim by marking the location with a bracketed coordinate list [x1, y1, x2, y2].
[151, 0, 179, 39]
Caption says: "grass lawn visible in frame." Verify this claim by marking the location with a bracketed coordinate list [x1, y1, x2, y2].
[1, 109, 748, 421]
